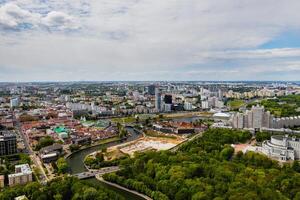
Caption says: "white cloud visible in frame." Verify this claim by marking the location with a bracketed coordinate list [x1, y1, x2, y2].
[0, 0, 300, 81]
[197, 48, 300, 60]
[42, 11, 79, 30]
[0, 2, 79, 31]
[0, 3, 40, 29]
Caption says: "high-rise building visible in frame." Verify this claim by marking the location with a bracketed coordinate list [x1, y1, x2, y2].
[155, 88, 162, 111]
[201, 101, 209, 109]
[147, 85, 156, 95]
[184, 102, 193, 111]
[164, 94, 172, 104]
[232, 105, 274, 130]
[10, 97, 19, 108]
[0, 131, 17, 156]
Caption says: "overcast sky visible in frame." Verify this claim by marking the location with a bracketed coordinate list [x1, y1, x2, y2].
[0, 0, 300, 81]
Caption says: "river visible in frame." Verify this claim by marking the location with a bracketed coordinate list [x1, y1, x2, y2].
[66, 127, 145, 200]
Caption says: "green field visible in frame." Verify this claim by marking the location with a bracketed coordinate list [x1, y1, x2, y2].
[228, 100, 245, 110]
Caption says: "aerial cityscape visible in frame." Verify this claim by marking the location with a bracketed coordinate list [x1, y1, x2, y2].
[1, 0, 300, 200]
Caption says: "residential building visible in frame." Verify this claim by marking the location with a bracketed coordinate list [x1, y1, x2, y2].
[8, 164, 32, 187]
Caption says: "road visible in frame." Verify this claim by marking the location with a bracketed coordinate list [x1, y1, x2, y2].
[13, 112, 48, 183]
[73, 166, 120, 179]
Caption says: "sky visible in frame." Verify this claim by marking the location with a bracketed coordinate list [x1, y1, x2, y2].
[0, 0, 300, 82]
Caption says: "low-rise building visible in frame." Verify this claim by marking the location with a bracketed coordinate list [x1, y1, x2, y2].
[261, 135, 300, 161]
[39, 143, 63, 163]
[8, 164, 32, 187]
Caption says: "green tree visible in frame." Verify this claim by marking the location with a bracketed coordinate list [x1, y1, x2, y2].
[56, 157, 68, 174]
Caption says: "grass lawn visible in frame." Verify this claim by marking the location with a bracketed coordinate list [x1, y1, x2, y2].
[228, 100, 245, 110]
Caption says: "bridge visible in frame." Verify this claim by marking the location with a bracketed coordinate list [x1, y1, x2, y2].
[73, 166, 120, 180]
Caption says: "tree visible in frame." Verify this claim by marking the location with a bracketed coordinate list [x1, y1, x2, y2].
[292, 161, 300, 173]
[83, 188, 98, 200]
[220, 146, 234, 160]
[35, 136, 55, 151]
[56, 157, 68, 174]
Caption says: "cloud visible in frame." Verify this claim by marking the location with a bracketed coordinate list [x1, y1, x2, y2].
[196, 48, 300, 60]
[0, 3, 40, 29]
[0, 0, 300, 81]
[0, 2, 79, 31]
[42, 11, 79, 30]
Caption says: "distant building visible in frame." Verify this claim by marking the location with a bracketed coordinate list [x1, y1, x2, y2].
[10, 97, 19, 108]
[39, 143, 63, 163]
[147, 85, 156, 95]
[232, 105, 273, 130]
[261, 135, 300, 161]
[184, 102, 193, 111]
[0, 131, 17, 156]
[164, 94, 172, 104]
[155, 88, 162, 112]
[201, 101, 209, 109]
[72, 136, 91, 146]
[8, 164, 32, 187]
[163, 104, 172, 112]
[232, 105, 300, 130]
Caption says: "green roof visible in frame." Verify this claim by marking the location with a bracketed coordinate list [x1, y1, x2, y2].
[54, 126, 67, 133]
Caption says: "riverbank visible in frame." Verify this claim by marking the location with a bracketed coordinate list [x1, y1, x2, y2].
[96, 174, 152, 200]
[65, 136, 122, 159]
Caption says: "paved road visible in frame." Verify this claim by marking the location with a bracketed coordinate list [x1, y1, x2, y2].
[13, 112, 48, 183]
[73, 166, 120, 179]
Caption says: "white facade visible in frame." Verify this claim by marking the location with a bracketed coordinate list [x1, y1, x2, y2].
[261, 135, 300, 161]
[201, 101, 209, 109]
[8, 164, 33, 187]
[10, 97, 19, 108]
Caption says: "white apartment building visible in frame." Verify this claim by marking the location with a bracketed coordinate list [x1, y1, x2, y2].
[8, 164, 33, 187]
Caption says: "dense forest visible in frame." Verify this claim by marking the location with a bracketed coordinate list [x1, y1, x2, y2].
[104, 128, 300, 200]
[0, 177, 124, 200]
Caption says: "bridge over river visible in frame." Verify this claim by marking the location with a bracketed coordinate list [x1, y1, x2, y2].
[73, 166, 120, 179]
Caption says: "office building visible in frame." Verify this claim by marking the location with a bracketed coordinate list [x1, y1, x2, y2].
[0, 131, 17, 156]
[164, 94, 172, 104]
[201, 101, 209, 109]
[184, 102, 193, 111]
[8, 164, 33, 187]
[147, 85, 156, 95]
[155, 88, 162, 111]
[10, 97, 19, 108]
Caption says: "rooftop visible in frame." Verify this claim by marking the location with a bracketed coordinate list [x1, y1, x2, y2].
[8, 164, 32, 178]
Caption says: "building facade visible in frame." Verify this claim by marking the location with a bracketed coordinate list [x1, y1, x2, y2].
[0, 131, 17, 156]
[232, 105, 300, 130]
[155, 88, 162, 112]
[8, 164, 33, 187]
[261, 135, 300, 161]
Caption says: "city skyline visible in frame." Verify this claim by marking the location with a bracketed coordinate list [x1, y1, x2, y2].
[1, 0, 300, 81]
